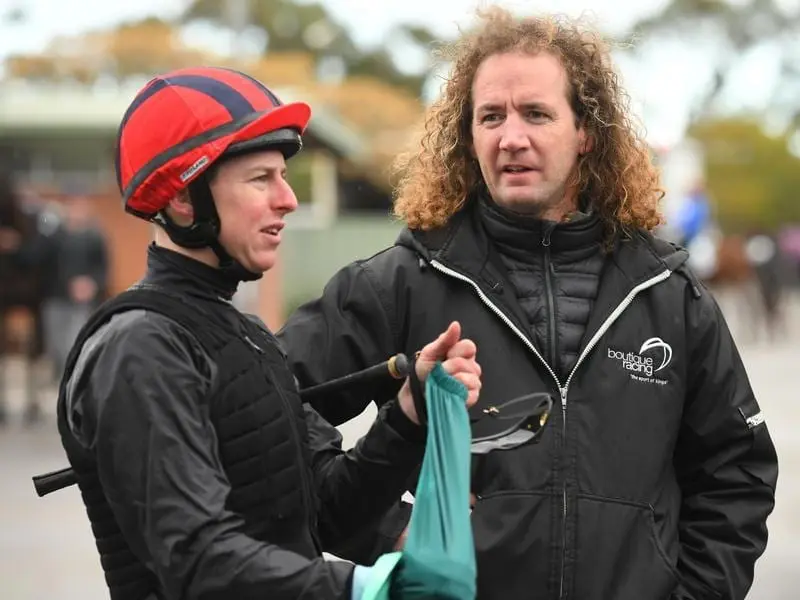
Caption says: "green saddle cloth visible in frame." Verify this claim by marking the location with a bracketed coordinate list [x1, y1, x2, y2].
[361, 362, 476, 599]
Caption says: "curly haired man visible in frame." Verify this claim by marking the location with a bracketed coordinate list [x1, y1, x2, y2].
[280, 8, 778, 599]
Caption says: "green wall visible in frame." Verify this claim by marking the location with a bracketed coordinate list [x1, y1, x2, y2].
[279, 215, 404, 315]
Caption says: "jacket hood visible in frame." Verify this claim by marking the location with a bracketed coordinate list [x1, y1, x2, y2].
[396, 200, 690, 281]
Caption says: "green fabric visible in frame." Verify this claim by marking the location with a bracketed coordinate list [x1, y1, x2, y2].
[360, 362, 476, 600]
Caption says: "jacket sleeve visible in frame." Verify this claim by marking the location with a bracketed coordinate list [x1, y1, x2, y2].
[672, 286, 779, 600]
[278, 260, 418, 564]
[304, 400, 424, 562]
[278, 260, 404, 426]
[65, 312, 355, 600]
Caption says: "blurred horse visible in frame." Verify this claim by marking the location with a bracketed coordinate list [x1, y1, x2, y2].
[704, 234, 754, 288]
[694, 232, 790, 344]
[0, 170, 57, 425]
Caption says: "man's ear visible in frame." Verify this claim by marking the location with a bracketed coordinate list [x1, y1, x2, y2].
[165, 190, 194, 226]
[578, 125, 594, 155]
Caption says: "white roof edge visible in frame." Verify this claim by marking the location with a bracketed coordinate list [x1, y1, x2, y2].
[0, 80, 369, 162]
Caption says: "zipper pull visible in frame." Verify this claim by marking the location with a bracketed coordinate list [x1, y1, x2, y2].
[542, 225, 555, 247]
[560, 387, 567, 408]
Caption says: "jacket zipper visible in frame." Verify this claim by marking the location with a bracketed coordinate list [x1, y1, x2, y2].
[541, 228, 567, 597]
[428, 259, 562, 392]
[428, 258, 671, 598]
[542, 227, 558, 368]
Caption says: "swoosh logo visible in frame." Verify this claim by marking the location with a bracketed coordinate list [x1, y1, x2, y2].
[639, 337, 673, 372]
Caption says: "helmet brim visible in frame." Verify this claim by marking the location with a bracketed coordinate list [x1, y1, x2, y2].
[227, 101, 311, 152]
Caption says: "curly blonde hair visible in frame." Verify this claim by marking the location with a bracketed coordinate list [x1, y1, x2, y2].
[392, 7, 663, 238]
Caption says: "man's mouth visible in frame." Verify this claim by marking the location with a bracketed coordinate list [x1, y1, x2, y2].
[502, 165, 534, 173]
[260, 223, 284, 238]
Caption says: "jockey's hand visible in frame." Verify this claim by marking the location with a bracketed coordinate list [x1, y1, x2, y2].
[398, 321, 481, 425]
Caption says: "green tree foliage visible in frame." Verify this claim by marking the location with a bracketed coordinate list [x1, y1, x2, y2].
[181, 0, 437, 96]
[689, 117, 800, 232]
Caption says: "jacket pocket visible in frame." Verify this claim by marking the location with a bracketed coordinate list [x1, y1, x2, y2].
[573, 494, 679, 600]
[471, 491, 555, 600]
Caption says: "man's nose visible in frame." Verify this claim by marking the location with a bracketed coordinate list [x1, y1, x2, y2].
[274, 179, 299, 214]
[498, 114, 531, 153]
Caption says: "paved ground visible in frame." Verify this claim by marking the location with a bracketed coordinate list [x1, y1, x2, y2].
[1, 289, 798, 599]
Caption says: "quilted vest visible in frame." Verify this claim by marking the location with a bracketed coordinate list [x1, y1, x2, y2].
[56, 285, 319, 599]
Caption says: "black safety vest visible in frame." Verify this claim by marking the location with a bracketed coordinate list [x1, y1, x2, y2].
[56, 285, 319, 599]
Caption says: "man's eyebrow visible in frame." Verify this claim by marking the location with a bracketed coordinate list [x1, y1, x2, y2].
[475, 100, 551, 112]
[244, 165, 282, 176]
[519, 101, 551, 110]
[475, 102, 504, 112]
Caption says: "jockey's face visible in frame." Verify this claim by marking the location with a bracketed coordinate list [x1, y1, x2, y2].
[210, 149, 298, 274]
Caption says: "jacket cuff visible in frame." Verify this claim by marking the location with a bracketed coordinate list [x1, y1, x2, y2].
[383, 399, 427, 443]
[351, 564, 373, 600]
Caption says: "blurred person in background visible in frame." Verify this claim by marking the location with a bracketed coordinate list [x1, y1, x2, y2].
[745, 230, 790, 342]
[674, 181, 713, 249]
[279, 6, 778, 599]
[0, 168, 57, 425]
[679, 183, 720, 284]
[777, 225, 800, 283]
[42, 190, 108, 383]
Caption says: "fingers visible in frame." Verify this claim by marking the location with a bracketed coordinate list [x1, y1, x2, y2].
[418, 322, 478, 366]
[446, 338, 478, 362]
[442, 355, 481, 409]
[412, 323, 481, 412]
[418, 321, 461, 362]
[440, 356, 481, 379]
[450, 372, 481, 394]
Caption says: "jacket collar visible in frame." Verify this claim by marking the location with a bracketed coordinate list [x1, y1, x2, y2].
[142, 243, 240, 303]
[396, 197, 690, 349]
[477, 194, 604, 257]
[397, 198, 688, 280]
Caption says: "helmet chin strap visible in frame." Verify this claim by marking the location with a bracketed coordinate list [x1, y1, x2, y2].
[154, 172, 263, 283]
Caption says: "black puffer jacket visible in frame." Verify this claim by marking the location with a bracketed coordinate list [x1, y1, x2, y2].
[478, 198, 605, 380]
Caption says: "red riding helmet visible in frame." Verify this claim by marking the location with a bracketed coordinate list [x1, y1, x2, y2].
[114, 66, 311, 221]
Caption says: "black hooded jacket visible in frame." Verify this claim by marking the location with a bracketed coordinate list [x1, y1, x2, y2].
[279, 199, 778, 600]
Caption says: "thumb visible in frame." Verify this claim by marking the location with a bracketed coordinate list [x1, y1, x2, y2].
[418, 321, 461, 362]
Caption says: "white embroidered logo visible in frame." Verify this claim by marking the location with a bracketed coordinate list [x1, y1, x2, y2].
[607, 337, 673, 385]
[638, 337, 673, 372]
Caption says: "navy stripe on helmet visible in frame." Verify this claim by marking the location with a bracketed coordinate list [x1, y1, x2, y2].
[115, 74, 258, 193]
[117, 77, 169, 143]
[121, 74, 255, 130]
[115, 78, 169, 191]
[218, 67, 284, 108]
[165, 74, 255, 120]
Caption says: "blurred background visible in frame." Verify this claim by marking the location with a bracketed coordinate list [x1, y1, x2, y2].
[0, 0, 798, 598]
